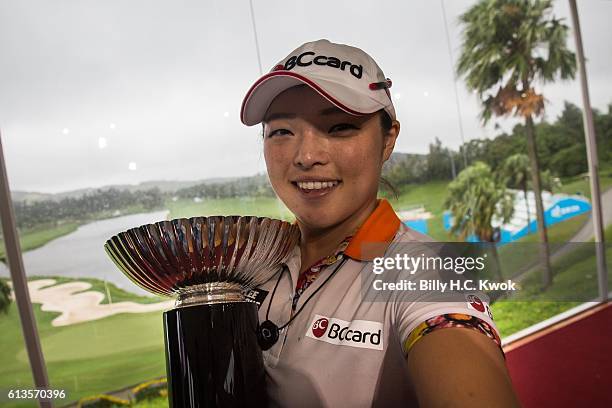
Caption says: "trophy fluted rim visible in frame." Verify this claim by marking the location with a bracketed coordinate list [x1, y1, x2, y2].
[104, 214, 300, 299]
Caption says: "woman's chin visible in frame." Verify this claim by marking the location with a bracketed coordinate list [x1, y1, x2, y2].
[294, 213, 340, 231]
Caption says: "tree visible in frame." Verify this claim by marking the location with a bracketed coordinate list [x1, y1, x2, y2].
[501, 155, 561, 233]
[549, 144, 588, 177]
[457, 0, 576, 288]
[426, 138, 454, 180]
[501, 153, 533, 232]
[0, 280, 11, 314]
[445, 162, 514, 282]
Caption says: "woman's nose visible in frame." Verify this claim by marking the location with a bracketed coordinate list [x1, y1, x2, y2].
[293, 128, 329, 169]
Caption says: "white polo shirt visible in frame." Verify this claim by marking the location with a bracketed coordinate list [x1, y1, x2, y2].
[254, 200, 501, 407]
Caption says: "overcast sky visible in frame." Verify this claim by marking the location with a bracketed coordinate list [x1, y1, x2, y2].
[0, 0, 610, 193]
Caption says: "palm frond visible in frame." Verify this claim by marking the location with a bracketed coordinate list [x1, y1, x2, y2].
[456, 0, 576, 123]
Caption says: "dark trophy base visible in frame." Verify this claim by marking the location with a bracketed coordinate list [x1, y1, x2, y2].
[163, 301, 267, 407]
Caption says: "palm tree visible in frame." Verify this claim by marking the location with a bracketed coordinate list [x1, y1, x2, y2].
[501, 154, 562, 234]
[501, 153, 532, 232]
[456, 0, 576, 288]
[445, 162, 514, 281]
[539, 169, 561, 192]
[0, 280, 11, 314]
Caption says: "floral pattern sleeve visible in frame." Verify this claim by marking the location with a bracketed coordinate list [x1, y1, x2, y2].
[404, 313, 504, 359]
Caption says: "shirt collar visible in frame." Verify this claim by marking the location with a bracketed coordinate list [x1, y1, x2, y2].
[289, 198, 401, 263]
[344, 198, 401, 261]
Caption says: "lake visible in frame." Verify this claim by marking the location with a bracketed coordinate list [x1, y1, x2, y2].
[0, 211, 169, 296]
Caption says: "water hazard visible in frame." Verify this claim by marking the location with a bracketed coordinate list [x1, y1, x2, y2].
[0, 211, 169, 296]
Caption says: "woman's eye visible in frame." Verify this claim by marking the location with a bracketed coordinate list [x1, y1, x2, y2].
[329, 123, 357, 133]
[267, 128, 291, 138]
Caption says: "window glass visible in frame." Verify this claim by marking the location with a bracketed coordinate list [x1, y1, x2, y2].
[0, 0, 610, 405]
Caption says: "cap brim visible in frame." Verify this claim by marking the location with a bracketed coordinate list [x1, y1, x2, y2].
[240, 71, 380, 126]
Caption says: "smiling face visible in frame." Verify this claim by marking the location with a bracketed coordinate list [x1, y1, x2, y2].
[263, 85, 399, 233]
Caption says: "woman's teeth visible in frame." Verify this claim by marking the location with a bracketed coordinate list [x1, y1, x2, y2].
[296, 181, 339, 190]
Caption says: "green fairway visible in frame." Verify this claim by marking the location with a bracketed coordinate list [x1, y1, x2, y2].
[512, 213, 588, 244]
[491, 300, 581, 338]
[388, 181, 453, 241]
[0, 279, 167, 407]
[132, 397, 169, 407]
[492, 224, 612, 337]
[166, 182, 452, 241]
[21, 313, 164, 363]
[496, 213, 589, 280]
[390, 181, 450, 215]
[166, 196, 294, 220]
[557, 164, 612, 198]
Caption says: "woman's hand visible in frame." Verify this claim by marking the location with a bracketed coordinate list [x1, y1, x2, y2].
[407, 327, 521, 407]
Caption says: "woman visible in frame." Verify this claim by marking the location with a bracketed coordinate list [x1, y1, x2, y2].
[240, 39, 519, 407]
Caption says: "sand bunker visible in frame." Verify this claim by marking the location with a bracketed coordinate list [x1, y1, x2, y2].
[13, 279, 174, 327]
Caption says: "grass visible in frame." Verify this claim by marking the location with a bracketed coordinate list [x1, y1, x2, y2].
[492, 301, 580, 338]
[557, 164, 612, 198]
[495, 213, 589, 281]
[492, 223, 612, 338]
[390, 181, 450, 215]
[131, 397, 168, 407]
[386, 180, 454, 241]
[0, 278, 168, 408]
[166, 182, 453, 240]
[512, 213, 589, 244]
[166, 196, 294, 221]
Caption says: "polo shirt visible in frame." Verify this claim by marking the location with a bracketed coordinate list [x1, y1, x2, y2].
[254, 199, 501, 407]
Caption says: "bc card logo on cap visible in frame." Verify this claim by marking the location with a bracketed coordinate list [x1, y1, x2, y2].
[283, 51, 363, 79]
[306, 314, 384, 350]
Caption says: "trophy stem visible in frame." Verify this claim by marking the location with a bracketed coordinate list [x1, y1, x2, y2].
[176, 282, 245, 307]
[164, 302, 267, 407]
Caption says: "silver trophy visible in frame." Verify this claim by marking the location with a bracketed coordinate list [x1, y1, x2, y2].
[104, 215, 299, 407]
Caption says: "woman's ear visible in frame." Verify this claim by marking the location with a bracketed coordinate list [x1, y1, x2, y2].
[382, 120, 400, 163]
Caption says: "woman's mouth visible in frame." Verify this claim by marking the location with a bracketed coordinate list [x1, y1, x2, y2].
[292, 180, 341, 198]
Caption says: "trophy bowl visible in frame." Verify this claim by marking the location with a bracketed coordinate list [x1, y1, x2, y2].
[104, 215, 299, 407]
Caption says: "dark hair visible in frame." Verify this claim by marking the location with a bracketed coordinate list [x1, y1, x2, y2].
[379, 176, 399, 200]
[378, 109, 393, 134]
[377, 109, 399, 200]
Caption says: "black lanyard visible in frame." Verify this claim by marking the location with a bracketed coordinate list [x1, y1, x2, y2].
[257, 256, 349, 350]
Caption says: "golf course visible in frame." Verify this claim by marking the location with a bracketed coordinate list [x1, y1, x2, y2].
[1, 172, 611, 406]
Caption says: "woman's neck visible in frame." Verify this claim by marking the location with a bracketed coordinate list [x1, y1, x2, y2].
[297, 198, 379, 273]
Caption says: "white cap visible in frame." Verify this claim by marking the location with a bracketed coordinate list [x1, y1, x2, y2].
[240, 39, 396, 126]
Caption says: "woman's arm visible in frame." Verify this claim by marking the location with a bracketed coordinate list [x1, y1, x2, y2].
[406, 327, 521, 407]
